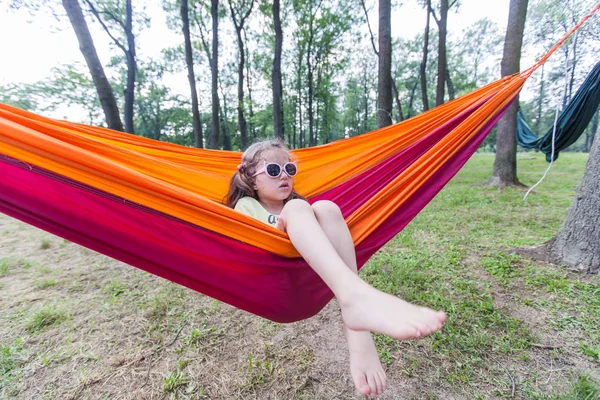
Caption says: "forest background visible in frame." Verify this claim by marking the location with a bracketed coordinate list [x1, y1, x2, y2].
[0, 0, 598, 152]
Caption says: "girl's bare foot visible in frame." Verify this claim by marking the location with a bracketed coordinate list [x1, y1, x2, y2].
[346, 329, 387, 397]
[340, 280, 447, 340]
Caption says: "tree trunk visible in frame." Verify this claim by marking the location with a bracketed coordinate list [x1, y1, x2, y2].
[181, 0, 203, 148]
[488, 0, 528, 189]
[62, 0, 123, 132]
[407, 80, 418, 118]
[272, 0, 284, 140]
[445, 68, 455, 100]
[565, 31, 579, 107]
[535, 63, 544, 134]
[586, 110, 598, 152]
[210, 0, 221, 149]
[307, 9, 315, 147]
[392, 80, 403, 121]
[363, 65, 369, 133]
[235, 26, 248, 150]
[296, 48, 304, 148]
[218, 75, 231, 150]
[420, 0, 431, 112]
[124, 0, 135, 134]
[435, 0, 448, 106]
[229, 0, 253, 150]
[377, 0, 392, 128]
[549, 131, 600, 273]
[243, 29, 256, 141]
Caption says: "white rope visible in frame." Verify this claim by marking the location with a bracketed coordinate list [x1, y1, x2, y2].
[523, 106, 560, 201]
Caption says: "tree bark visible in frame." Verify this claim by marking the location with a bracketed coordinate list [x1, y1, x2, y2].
[307, 5, 315, 147]
[363, 65, 369, 133]
[420, 0, 431, 112]
[243, 29, 256, 141]
[272, 0, 284, 140]
[229, 0, 254, 150]
[586, 110, 598, 152]
[62, 0, 123, 132]
[549, 129, 600, 273]
[392, 80, 403, 121]
[565, 31, 579, 108]
[210, 0, 221, 149]
[435, 0, 448, 106]
[488, 0, 528, 189]
[445, 68, 455, 100]
[124, 0, 135, 134]
[535, 63, 544, 134]
[181, 0, 203, 148]
[377, 0, 392, 128]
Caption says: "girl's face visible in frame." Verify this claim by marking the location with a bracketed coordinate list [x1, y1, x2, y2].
[253, 149, 294, 204]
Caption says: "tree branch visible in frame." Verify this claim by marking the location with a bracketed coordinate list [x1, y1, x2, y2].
[429, 4, 440, 27]
[194, 16, 212, 66]
[359, 0, 378, 56]
[83, 0, 127, 55]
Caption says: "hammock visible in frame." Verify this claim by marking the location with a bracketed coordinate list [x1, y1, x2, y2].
[0, 6, 597, 323]
[517, 60, 600, 161]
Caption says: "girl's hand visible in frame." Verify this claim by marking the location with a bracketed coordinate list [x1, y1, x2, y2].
[275, 216, 287, 232]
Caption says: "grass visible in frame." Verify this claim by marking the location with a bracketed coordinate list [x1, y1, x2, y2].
[0, 152, 598, 399]
[25, 306, 69, 334]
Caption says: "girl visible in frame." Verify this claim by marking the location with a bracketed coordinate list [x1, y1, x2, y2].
[226, 139, 447, 397]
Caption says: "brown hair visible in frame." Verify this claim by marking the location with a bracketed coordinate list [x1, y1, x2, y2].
[225, 138, 305, 208]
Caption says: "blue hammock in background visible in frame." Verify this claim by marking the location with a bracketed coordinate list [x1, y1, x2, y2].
[517, 61, 600, 162]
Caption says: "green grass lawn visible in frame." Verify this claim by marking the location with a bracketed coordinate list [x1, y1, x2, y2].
[0, 151, 598, 399]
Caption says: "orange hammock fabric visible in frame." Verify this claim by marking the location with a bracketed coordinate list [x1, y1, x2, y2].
[0, 5, 596, 322]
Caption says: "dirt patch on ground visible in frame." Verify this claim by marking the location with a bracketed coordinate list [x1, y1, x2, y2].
[1, 215, 452, 399]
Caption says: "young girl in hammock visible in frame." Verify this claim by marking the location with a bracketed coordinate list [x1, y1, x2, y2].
[226, 139, 447, 397]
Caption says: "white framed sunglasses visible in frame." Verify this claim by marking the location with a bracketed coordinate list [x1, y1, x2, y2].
[253, 161, 298, 178]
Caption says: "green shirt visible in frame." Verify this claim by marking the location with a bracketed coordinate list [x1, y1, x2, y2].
[234, 197, 279, 227]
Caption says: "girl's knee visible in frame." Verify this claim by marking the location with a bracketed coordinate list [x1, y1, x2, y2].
[281, 199, 312, 217]
[311, 200, 342, 219]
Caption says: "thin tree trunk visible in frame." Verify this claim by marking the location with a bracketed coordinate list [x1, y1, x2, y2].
[210, 0, 220, 149]
[229, 0, 254, 150]
[243, 29, 256, 141]
[407, 80, 418, 118]
[420, 0, 431, 111]
[377, 0, 392, 128]
[566, 30, 579, 104]
[307, 6, 315, 147]
[535, 63, 545, 134]
[297, 62, 304, 148]
[295, 47, 304, 148]
[488, 0, 528, 188]
[363, 66, 369, 133]
[62, 0, 123, 131]
[435, 0, 448, 106]
[124, 0, 135, 134]
[392, 79, 403, 121]
[445, 68, 455, 100]
[181, 0, 202, 148]
[272, 0, 284, 140]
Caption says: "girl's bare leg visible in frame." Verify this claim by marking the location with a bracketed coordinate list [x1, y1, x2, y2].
[312, 200, 386, 396]
[279, 200, 447, 341]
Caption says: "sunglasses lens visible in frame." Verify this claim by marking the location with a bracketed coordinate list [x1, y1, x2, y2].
[284, 163, 297, 176]
[265, 163, 282, 177]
